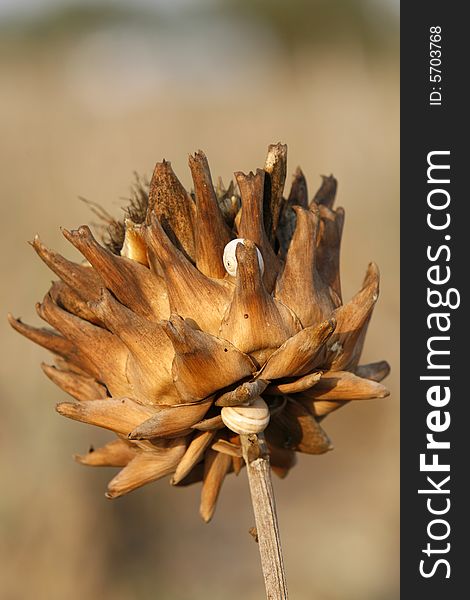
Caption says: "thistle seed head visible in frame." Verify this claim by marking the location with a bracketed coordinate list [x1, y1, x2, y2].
[9, 143, 390, 522]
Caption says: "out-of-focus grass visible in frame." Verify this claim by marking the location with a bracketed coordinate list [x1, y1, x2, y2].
[0, 4, 398, 599]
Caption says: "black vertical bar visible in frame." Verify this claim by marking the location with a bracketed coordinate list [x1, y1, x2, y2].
[401, 3, 468, 598]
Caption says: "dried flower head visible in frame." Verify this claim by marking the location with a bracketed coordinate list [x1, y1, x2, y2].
[9, 144, 389, 522]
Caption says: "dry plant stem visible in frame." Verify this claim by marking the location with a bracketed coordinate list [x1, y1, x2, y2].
[241, 432, 289, 600]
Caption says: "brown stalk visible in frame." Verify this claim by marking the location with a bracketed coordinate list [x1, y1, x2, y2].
[240, 433, 289, 599]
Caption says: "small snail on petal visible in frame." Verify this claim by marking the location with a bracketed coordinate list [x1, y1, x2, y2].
[223, 238, 265, 277]
[221, 397, 270, 435]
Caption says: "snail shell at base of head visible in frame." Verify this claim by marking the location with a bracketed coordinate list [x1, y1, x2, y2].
[221, 397, 270, 435]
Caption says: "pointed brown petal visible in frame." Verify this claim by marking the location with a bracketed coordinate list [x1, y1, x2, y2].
[268, 443, 297, 479]
[89, 288, 177, 404]
[8, 313, 88, 370]
[189, 151, 232, 278]
[171, 430, 215, 485]
[211, 439, 243, 458]
[31, 235, 102, 300]
[288, 166, 308, 208]
[327, 262, 380, 371]
[120, 219, 149, 265]
[53, 356, 91, 377]
[311, 174, 338, 210]
[192, 414, 224, 431]
[37, 293, 131, 396]
[276, 167, 309, 258]
[75, 439, 137, 467]
[200, 449, 232, 522]
[259, 318, 335, 380]
[173, 462, 205, 486]
[235, 170, 280, 292]
[355, 360, 391, 382]
[162, 314, 255, 402]
[128, 398, 213, 440]
[63, 225, 169, 320]
[316, 204, 345, 300]
[219, 241, 300, 365]
[148, 160, 196, 261]
[215, 379, 268, 407]
[56, 397, 157, 435]
[146, 215, 232, 335]
[304, 370, 389, 401]
[41, 363, 108, 401]
[297, 369, 390, 421]
[49, 280, 101, 325]
[266, 399, 332, 455]
[276, 205, 337, 327]
[264, 371, 322, 395]
[106, 438, 187, 498]
[263, 142, 287, 244]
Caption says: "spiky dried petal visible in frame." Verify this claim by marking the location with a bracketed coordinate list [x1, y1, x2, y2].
[8, 314, 90, 373]
[264, 372, 322, 395]
[200, 449, 232, 522]
[171, 430, 215, 485]
[37, 293, 131, 396]
[31, 235, 102, 301]
[311, 174, 337, 210]
[49, 280, 102, 325]
[56, 397, 158, 436]
[192, 414, 224, 431]
[355, 361, 391, 382]
[106, 438, 187, 498]
[277, 167, 309, 258]
[89, 288, 177, 404]
[148, 160, 196, 261]
[75, 439, 137, 467]
[235, 169, 280, 291]
[41, 363, 107, 401]
[211, 438, 243, 458]
[288, 167, 308, 209]
[189, 150, 232, 278]
[128, 398, 213, 440]
[215, 379, 268, 407]
[63, 225, 169, 320]
[316, 204, 345, 300]
[276, 205, 338, 327]
[263, 142, 287, 244]
[146, 215, 232, 335]
[173, 462, 205, 486]
[327, 262, 380, 371]
[304, 370, 390, 401]
[219, 241, 300, 365]
[259, 318, 335, 380]
[163, 314, 256, 402]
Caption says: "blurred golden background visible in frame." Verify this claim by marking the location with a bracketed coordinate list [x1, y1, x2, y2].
[0, 1, 399, 598]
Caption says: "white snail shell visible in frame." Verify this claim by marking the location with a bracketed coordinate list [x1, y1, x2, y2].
[221, 397, 270, 435]
[223, 238, 265, 277]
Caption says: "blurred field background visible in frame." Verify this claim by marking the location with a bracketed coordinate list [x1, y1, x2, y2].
[0, 1, 399, 599]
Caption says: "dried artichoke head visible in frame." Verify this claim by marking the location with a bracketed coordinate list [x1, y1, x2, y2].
[9, 143, 389, 522]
